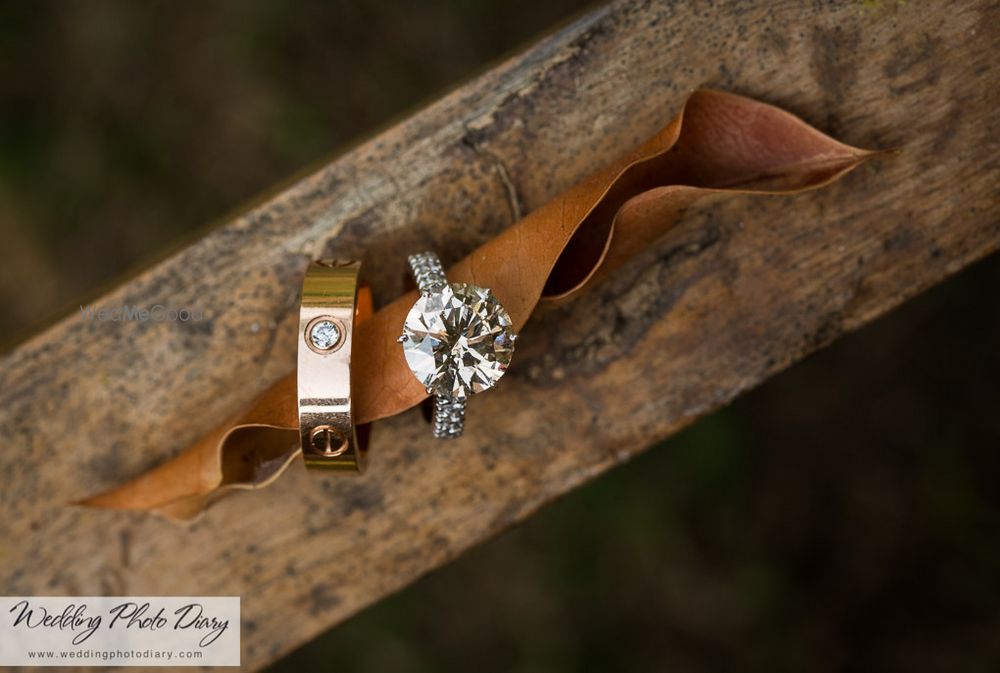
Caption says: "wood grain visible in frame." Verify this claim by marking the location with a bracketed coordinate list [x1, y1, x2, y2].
[1, 0, 997, 669]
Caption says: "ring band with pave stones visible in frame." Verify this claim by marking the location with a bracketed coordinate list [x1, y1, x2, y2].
[399, 252, 517, 439]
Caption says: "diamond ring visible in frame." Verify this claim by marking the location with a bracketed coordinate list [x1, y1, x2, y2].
[398, 252, 517, 438]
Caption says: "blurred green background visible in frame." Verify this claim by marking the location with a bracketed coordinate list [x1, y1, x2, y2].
[1, 2, 998, 671]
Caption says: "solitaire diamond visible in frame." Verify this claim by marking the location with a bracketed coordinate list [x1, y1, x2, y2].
[401, 282, 515, 399]
[309, 319, 340, 350]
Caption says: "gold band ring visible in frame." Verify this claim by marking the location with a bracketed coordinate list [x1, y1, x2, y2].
[297, 259, 371, 471]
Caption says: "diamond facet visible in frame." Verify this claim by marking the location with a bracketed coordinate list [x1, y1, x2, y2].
[309, 319, 341, 350]
[401, 282, 515, 399]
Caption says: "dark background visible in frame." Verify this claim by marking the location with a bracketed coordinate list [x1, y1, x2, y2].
[2, 2, 998, 671]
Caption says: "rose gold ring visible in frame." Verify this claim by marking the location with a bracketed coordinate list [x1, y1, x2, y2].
[297, 259, 372, 471]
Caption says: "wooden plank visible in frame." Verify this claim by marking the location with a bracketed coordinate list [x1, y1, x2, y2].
[1, 0, 997, 669]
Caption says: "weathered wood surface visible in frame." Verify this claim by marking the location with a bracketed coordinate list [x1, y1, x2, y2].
[1, 0, 997, 669]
